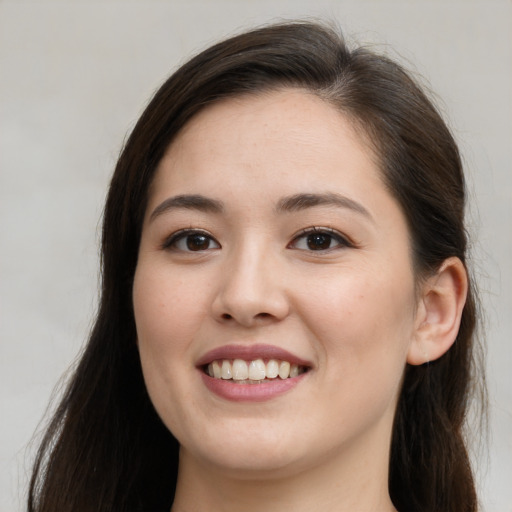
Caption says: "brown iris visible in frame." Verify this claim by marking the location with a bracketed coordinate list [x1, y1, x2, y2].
[186, 234, 211, 251]
[307, 233, 332, 250]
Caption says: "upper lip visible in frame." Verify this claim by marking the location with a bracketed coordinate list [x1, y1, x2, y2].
[196, 344, 313, 368]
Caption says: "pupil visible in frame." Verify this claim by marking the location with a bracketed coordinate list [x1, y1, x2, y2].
[187, 234, 209, 251]
[307, 233, 331, 250]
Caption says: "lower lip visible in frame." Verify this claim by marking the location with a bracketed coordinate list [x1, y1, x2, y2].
[200, 372, 307, 402]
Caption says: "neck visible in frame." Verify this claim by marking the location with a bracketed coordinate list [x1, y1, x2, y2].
[171, 433, 397, 512]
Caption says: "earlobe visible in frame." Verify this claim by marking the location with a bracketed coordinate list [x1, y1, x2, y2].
[407, 257, 468, 365]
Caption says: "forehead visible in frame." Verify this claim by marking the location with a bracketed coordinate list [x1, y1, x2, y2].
[173, 89, 372, 156]
[150, 89, 383, 201]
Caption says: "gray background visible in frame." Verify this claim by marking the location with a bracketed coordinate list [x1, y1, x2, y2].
[1, 1, 510, 511]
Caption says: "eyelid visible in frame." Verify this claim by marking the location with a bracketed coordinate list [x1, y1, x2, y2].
[288, 226, 354, 250]
[162, 228, 221, 251]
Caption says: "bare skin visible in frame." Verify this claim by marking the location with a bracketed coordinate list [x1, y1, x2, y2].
[133, 89, 466, 512]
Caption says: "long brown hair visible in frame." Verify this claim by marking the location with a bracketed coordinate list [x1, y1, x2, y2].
[28, 21, 484, 512]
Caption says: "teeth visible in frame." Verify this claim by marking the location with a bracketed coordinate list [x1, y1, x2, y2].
[248, 359, 266, 380]
[221, 360, 232, 379]
[232, 359, 249, 380]
[278, 361, 290, 379]
[206, 358, 306, 381]
[212, 360, 221, 379]
[266, 359, 279, 379]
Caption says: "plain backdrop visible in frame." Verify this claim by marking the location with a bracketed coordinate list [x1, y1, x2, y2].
[1, 1, 510, 511]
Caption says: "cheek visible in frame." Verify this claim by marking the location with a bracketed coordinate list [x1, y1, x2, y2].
[313, 274, 415, 422]
[132, 264, 204, 428]
[132, 266, 201, 418]
[299, 268, 416, 376]
[133, 264, 209, 353]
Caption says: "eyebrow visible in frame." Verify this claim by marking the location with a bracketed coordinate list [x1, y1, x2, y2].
[276, 192, 373, 220]
[150, 194, 224, 221]
[149, 192, 372, 222]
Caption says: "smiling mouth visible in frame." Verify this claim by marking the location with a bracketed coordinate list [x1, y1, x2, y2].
[204, 359, 309, 383]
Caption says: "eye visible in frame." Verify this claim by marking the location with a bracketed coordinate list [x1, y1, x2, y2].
[290, 228, 351, 251]
[164, 230, 221, 252]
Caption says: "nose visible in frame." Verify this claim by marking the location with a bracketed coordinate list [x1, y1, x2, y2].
[211, 243, 290, 327]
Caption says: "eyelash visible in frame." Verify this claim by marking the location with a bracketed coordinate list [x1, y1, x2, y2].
[162, 229, 221, 252]
[288, 227, 353, 252]
[162, 227, 353, 253]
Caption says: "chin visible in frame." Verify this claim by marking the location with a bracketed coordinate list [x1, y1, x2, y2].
[181, 423, 306, 476]
[198, 450, 303, 480]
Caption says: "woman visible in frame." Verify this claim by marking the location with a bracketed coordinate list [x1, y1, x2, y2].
[28, 21, 483, 512]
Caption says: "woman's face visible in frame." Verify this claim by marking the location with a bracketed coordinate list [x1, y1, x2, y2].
[133, 90, 420, 478]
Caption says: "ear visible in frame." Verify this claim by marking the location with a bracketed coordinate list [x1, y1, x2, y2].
[407, 257, 468, 365]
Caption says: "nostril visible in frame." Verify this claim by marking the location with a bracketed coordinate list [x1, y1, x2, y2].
[219, 311, 272, 322]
